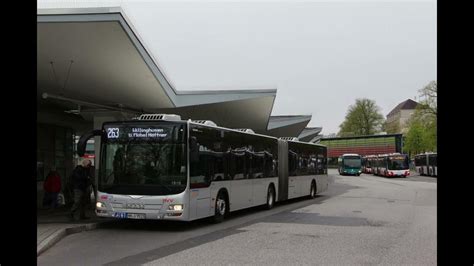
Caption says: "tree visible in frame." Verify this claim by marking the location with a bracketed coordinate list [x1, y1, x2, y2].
[417, 80, 437, 116]
[338, 98, 385, 137]
[383, 120, 400, 134]
[424, 118, 437, 151]
[404, 80, 437, 155]
[403, 119, 427, 156]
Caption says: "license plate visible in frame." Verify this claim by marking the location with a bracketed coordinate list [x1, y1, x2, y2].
[113, 212, 146, 219]
[127, 213, 146, 219]
[113, 212, 128, 218]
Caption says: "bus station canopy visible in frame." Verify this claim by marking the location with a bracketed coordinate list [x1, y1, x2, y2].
[298, 127, 323, 143]
[37, 7, 320, 137]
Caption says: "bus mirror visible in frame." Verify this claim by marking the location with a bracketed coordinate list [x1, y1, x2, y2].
[77, 130, 103, 157]
[190, 137, 199, 162]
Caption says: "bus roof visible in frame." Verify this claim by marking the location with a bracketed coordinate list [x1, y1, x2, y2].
[415, 152, 437, 156]
[102, 116, 327, 146]
[341, 153, 361, 157]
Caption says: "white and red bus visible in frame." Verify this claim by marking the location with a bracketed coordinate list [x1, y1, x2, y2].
[77, 114, 328, 222]
[373, 153, 410, 178]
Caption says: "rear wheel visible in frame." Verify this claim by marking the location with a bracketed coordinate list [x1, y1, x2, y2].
[265, 186, 275, 210]
[310, 181, 317, 199]
[212, 191, 227, 223]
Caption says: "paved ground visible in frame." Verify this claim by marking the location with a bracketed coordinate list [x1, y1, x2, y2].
[37, 206, 112, 256]
[38, 170, 436, 265]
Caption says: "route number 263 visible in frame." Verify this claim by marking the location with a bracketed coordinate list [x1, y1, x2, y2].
[107, 128, 120, 139]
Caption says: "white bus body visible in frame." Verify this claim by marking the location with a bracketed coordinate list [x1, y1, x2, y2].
[78, 116, 328, 222]
[415, 153, 437, 177]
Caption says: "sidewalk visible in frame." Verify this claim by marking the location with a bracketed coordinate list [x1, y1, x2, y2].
[37, 205, 113, 256]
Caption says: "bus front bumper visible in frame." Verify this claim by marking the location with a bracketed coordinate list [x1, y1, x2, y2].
[343, 169, 362, 175]
[95, 208, 187, 220]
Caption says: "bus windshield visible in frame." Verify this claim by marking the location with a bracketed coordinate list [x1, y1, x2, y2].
[387, 156, 409, 170]
[343, 157, 361, 168]
[99, 123, 187, 195]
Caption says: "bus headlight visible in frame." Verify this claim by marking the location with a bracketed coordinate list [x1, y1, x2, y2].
[168, 204, 183, 211]
[96, 202, 106, 208]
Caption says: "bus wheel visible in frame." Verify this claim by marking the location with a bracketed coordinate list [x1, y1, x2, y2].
[265, 185, 275, 210]
[212, 191, 227, 223]
[310, 181, 317, 199]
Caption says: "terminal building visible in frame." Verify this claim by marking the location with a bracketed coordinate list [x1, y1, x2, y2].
[37, 7, 322, 207]
[320, 134, 403, 167]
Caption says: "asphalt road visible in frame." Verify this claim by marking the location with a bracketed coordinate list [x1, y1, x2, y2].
[38, 170, 437, 265]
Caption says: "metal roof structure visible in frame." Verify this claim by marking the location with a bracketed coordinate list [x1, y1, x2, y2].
[37, 7, 319, 138]
[37, 7, 276, 132]
[264, 115, 312, 137]
[298, 127, 323, 143]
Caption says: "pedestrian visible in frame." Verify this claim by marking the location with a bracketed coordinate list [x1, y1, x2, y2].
[69, 159, 93, 220]
[43, 167, 62, 209]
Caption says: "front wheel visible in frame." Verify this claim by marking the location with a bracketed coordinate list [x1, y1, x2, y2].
[265, 186, 275, 210]
[212, 191, 227, 223]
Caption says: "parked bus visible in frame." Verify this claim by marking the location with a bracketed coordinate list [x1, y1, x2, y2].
[372, 156, 382, 175]
[74, 138, 95, 166]
[361, 155, 376, 174]
[414, 152, 437, 177]
[373, 153, 410, 178]
[337, 154, 362, 176]
[77, 114, 328, 222]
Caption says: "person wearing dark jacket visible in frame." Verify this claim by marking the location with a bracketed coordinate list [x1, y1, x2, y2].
[43, 167, 61, 209]
[69, 159, 93, 220]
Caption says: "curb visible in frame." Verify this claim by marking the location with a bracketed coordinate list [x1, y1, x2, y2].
[37, 220, 112, 256]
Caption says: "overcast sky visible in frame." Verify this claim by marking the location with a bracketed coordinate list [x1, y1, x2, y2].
[40, 0, 437, 134]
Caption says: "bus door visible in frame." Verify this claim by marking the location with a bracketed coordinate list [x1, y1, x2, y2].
[422, 155, 428, 176]
[229, 150, 252, 211]
[428, 154, 437, 177]
[189, 152, 212, 219]
[250, 152, 267, 206]
[189, 180, 212, 219]
[277, 139, 289, 202]
[415, 155, 423, 175]
[287, 150, 298, 199]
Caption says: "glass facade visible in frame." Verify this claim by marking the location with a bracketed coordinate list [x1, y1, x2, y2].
[320, 134, 403, 168]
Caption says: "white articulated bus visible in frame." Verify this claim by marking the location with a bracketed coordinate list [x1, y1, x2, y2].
[77, 114, 328, 222]
[414, 152, 437, 177]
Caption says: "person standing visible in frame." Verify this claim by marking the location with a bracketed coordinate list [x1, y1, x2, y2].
[43, 167, 61, 209]
[69, 159, 93, 220]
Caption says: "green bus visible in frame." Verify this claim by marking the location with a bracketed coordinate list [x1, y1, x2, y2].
[338, 154, 362, 176]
